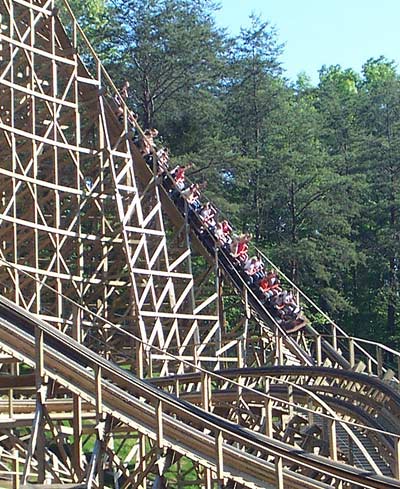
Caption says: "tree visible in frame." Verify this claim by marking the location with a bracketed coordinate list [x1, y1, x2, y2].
[224, 14, 283, 158]
[316, 65, 361, 176]
[106, 0, 227, 128]
[218, 14, 284, 238]
[312, 65, 367, 329]
[65, 0, 111, 50]
[262, 89, 360, 318]
[357, 57, 400, 340]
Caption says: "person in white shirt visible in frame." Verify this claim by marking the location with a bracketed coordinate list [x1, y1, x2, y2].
[243, 256, 259, 285]
[199, 202, 216, 230]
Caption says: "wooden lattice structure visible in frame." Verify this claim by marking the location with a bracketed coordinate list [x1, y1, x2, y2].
[0, 0, 236, 376]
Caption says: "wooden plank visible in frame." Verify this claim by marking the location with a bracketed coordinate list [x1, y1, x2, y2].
[0, 34, 76, 66]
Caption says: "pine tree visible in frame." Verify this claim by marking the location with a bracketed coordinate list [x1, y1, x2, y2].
[357, 57, 400, 341]
[107, 0, 227, 128]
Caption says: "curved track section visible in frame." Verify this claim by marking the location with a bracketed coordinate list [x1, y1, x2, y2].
[151, 365, 400, 476]
[0, 296, 400, 488]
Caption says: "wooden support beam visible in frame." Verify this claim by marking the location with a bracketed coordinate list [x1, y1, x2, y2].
[215, 430, 224, 486]
[72, 306, 83, 478]
[201, 371, 210, 412]
[377, 347, 383, 377]
[395, 437, 400, 479]
[13, 447, 20, 489]
[21, 398, 44, 484]
[85, 439, 100, 489]
[349, 338, 355, 368]
[156, 400, 163, 450]
[25, 326, 46, 484]
[328, 418, 338, 462]
[316, 335, 322, 366]
[275, 456, 284, 489]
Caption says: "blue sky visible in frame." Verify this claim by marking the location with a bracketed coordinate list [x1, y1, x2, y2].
[216, 0, 400, 84]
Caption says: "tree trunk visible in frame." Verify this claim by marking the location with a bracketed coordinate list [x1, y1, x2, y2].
[387, 202, 398, 337]
[142, 75, 153, 128]
[290, 182, 298, 282]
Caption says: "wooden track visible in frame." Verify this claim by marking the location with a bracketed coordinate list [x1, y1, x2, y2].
[1, 297, 400, 488]
[1, 0, 400, 488]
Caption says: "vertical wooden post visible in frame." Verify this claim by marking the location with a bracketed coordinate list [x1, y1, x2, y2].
[204, 467, 213, 489]
[328, 418, 337, 461]
[50, 0, 62, 328]
[243, 288, 250, 366]
[215, 249, 224, 370]
[397, 356, 400, 383]
[35, 327, 45, 483]
[95, 366, 103, 423]
[23, 327, 46, 484]
[184, 200, 199, 346]
[148, 352, 153, 378]
[274, 456, 284, 489]
[216, 263, 225, 334]
[349, 338, 355, 368]
[30, 0, 40, 318]
[288, 384, 294, 418]
[348, 433, 354, 465]
[201, 371, 210, 412]
[394, 437, 400, 479]
[9, 0, 19, 306]
[215, 431, 224, 487]
[332, 325, 337, 352]
[35, 328, 44, 381]
[263, 378, 273, 437]
[10, 361, 17, 486]
[140, 433, 147, 489]
[72, 307, 83, 478]
[275, 333, 283, 365]
[8, 362, 15, 419]
[316, 335, 322, 366]
[156, 400, 164, 450]
[377, 347, 383, 377]
[95, 366, 104, 488]
[13, 447, 20, 489]
[136, 340, 144, 379]
[264, 397, 273, 438]
[308, 399, 314, 426]
[238, 338, 244, 368]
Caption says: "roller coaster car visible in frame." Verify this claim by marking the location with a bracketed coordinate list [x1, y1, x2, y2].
[279, 315, 308, 334]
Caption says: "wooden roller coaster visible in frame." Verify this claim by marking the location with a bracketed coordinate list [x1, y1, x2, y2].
[0, 0, 400, 487]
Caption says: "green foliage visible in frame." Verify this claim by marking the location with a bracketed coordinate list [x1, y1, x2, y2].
[362, 56, 397, 87]
[102, 0, 227, 127]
